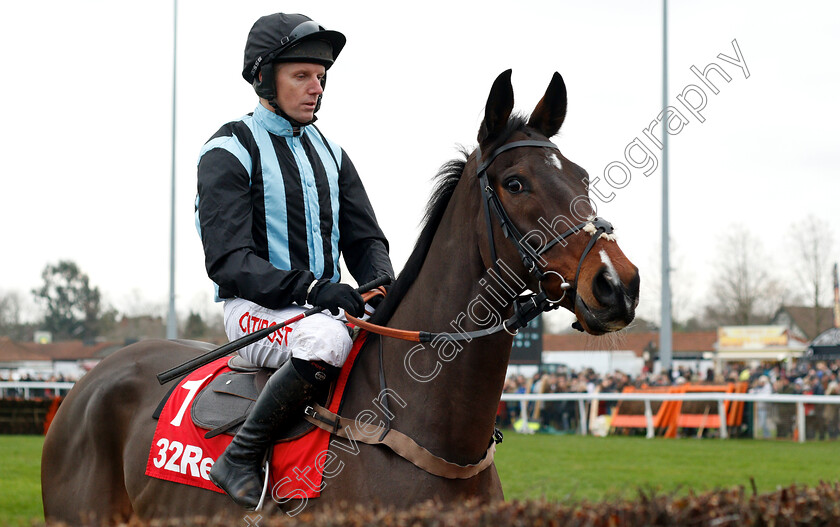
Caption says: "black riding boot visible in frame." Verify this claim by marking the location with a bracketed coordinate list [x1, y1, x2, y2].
[208, 358, 333, 509]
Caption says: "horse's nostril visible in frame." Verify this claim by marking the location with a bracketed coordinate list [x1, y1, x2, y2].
[592, 267, 615, 305]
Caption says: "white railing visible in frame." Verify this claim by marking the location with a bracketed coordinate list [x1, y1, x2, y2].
[0, 381, 75, 399]
[3, 382, 837, 443]
[500, 392, 840, 443]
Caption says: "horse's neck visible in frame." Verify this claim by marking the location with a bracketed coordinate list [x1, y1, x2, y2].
[374, 187, 517, 464]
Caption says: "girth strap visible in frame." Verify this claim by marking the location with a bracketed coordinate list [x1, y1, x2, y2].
[303, 403, 497, 480]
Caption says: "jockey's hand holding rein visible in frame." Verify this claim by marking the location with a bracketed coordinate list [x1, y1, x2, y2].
[308, 281, 365, 317]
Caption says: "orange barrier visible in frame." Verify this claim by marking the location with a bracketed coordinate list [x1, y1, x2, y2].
[43, 396, 63, 435]
[610, 383, 748, 438]
[664, 382, 748, 438]
[610, 385, 681, 433]
[730, 381, 748, 426]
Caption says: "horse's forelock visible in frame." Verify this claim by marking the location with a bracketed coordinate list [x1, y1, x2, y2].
[482, 113, 531, 153]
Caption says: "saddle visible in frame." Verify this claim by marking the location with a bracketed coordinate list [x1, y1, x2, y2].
[189, 355, 330, 441]
[178, 288, 386, 441]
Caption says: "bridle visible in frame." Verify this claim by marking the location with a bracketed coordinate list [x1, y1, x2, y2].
[345, 137, 616, 343]
[308, 138, 620, 478]
[476, 139, 615, 304]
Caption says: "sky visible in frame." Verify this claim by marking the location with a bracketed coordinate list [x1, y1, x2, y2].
[1, 0, 838, 331]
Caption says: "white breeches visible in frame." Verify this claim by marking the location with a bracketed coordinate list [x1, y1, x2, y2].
[223, 299, 354, 368]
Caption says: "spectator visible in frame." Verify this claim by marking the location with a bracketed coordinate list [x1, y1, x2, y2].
[750, 375, 773, 439]
[775, 377, 796, 439]
[825, 375, 840, 440]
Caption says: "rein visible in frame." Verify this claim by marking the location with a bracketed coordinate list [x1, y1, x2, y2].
[345, 290, 552, 342]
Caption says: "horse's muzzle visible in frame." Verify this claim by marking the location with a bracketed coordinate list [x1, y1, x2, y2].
[574, 265, 639, 335]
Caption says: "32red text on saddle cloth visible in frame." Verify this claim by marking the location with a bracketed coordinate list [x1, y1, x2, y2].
[144, 331, 369, 498]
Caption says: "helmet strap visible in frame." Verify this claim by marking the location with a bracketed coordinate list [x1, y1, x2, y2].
[268, 99, 317, 136]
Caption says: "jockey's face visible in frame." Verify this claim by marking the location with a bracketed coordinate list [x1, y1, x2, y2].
[269, 62, 325, 123]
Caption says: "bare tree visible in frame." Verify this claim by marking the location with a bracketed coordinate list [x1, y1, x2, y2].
[702, 225, 789, 326]
[0, 290, 28, 340]
[787, 214, 836, 335]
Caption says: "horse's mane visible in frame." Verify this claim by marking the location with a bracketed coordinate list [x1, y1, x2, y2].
[369, 115, 529, 325]
[368, 149, 468, 325]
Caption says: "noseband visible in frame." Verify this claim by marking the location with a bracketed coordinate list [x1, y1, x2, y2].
[476, 139, 614, 306]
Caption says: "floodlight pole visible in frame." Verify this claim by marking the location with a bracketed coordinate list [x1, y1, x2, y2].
[166, 0, 179, 339]
[660, 0, 673, 375]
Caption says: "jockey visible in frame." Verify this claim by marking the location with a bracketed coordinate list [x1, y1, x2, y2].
[195, 12, 394, 509]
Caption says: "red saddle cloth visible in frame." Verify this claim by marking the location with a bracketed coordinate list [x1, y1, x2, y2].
[145, 331, 368, 499]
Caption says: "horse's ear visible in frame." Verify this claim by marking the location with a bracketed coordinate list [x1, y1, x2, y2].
[478, 69, 514, 146]
[527, 72, 567, 138]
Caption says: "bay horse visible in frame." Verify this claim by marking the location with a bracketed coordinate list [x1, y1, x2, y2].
[42, 70, 639, 523]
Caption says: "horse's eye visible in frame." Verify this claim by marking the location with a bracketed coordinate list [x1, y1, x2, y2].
[504, 177, 524, 194]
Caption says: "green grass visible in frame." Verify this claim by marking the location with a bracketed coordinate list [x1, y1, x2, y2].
[3, 434, 840, 524]
[0, 435, 44, 526]
[495, 433, 840, 502]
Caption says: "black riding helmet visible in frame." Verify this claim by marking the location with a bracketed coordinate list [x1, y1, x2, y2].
[242, 13, 346, 125]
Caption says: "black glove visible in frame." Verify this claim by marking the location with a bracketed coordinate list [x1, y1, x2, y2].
[308, 281, 365, 317]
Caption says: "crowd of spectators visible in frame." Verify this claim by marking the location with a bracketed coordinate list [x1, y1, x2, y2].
[499, 360, 840, 440]
[4, 360, 840, 439]
[0, 372, 79, 399]
[754, 361, 840, 440]
[0, 371, 80, 383]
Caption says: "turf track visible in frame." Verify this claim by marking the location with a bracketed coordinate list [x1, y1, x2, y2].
[6, 433, 839, 525]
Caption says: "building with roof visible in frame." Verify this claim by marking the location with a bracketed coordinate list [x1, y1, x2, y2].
[804, 327, 840, 361]
[534, 327, 809, 377]
[536, 331, 717, 377]
[0, 337, 121, 380]
[772, 305, 835, 342]
[714, 325, 807, 367]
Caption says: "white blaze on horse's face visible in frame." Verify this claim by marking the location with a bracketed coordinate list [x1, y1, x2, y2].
[546, 153, 563, 171]
[599, 249, 621, 288]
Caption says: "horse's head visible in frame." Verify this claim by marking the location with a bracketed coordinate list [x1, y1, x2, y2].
[472, 70, 639, 335]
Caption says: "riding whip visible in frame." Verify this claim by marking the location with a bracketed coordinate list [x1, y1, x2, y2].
[156, 275, 392, 385]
